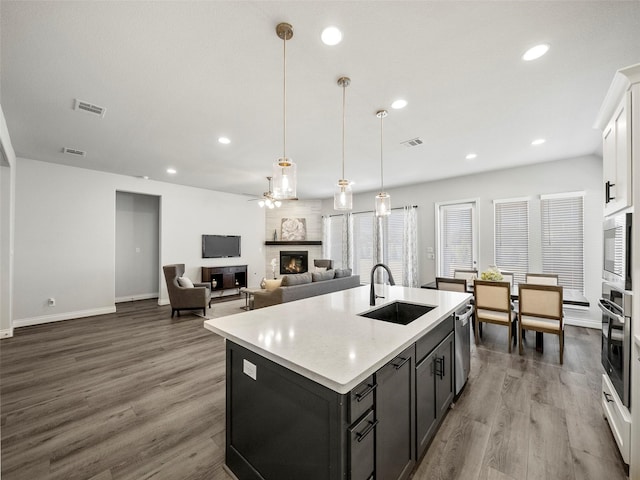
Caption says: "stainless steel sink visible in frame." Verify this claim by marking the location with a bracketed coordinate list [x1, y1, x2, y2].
[358, 301, 435, 325]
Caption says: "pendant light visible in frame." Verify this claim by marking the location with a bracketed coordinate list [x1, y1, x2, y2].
[272, 22, 297, 200]
[334, 76, 353, 211]
[375, 110, 390, 216]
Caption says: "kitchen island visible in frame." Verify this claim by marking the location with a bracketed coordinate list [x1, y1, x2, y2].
[204, 284, 471, 480]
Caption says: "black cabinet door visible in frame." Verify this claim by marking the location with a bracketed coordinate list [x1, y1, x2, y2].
[375, 345, 415, 480]
[415, 349, 437, 459]
[435, 332, 455, 420]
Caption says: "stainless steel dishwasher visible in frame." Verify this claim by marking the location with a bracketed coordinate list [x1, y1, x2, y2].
[454, 304, 472, 395]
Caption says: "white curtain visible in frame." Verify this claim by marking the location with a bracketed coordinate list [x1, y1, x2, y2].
[342, 213, 353, 269]
[322, 216, 331, 258]
[402, 206, 419, 287]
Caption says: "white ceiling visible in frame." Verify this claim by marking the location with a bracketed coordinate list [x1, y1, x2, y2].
[2, 1, 640, 200]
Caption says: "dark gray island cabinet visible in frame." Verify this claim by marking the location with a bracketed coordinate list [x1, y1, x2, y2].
[224, 314, 455, 480]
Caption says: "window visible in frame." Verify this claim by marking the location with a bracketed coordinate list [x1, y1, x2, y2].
[352, 212, 374, 280]
[437, 201, 477, 277]
[541, 192, 584, 293]
[494, 198, 529, 285]
[387, 209, 404, 284]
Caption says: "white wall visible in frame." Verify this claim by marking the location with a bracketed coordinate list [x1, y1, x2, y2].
[321, 155, 603, 326]
[13, 158, 265, 327]
[0, 105, 16, 338]
[115, 192, 160, 302]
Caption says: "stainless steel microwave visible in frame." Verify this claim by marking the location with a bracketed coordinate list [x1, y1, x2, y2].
[603, 212, 632, 291]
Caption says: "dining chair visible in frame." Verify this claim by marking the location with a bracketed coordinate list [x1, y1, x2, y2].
[518, 284, 564, 363]
[436, 277, 467, 292]
[525, 273, 559, 285]
[473, 280, 516, 352]
[500, 271, 514, 289]
[454, 269, 478, 289]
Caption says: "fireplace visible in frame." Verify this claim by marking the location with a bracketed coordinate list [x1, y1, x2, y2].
[280, 251, 308, 274]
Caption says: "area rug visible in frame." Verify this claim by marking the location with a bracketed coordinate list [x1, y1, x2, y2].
[194, 298, 248, 320]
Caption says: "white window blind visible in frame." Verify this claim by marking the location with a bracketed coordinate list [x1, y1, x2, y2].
[494, 199, 529, 285]
[387, 209, 404, 284]
[352, 212, 374, 281]
[541, 193, 584, 293]
[439, 203, 474, 277]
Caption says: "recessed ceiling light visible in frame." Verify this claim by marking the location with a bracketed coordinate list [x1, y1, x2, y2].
[218, 137, 231, 144]
[522, 44, 550, 61]
[391, 99, 407, 109]
[141, 175, 149, 180]
[166, 168, 177, 174]
[321, 26, 342, 46]
[531, 138, 546, 146]
[465, 153, 477, 160]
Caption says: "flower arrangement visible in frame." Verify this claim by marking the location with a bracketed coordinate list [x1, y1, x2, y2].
[480, 266, 503, 281]
[270, 258, 278, 279]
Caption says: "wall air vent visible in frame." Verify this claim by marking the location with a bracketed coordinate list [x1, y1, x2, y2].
[401, 137, 423, 148]
[74, 99, 106, 118]
[63, 147, 87, 157]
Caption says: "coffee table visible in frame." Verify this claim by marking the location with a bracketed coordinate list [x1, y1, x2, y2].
[239, 287, 264, 311]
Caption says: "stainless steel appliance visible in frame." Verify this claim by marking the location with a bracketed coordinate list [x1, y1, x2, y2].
[454, 304, 472, 395]
[600, 282, 632, 407]
[603, 212, 632, 291]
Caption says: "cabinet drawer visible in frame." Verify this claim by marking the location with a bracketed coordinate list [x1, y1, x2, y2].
[416, 316, 453, 362]
[349, 376, 376, 424]
[349, 409, 376, 480]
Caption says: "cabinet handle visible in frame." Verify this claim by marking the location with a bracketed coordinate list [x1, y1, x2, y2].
[434, 356, 445, 379]
[355, 383, 377, 402]
[605, 181, 616, 203]
[356, 419, 378, 442]
[392, 356, 410, 370]
[604, 392, 614, 403]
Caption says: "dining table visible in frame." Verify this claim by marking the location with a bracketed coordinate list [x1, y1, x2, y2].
[421, 281, 590, 353]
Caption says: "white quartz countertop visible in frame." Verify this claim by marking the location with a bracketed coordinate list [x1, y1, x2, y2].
[204, 285, 471, 394]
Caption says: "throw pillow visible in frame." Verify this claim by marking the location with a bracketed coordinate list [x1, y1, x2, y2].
[280, 272, 313, 286]
[177, 275, 194, 288]
[312, 270, 335, 282]
[264, 278, 282, 291]
[334, 268, 353, 278]
[315, 266, 327, 272]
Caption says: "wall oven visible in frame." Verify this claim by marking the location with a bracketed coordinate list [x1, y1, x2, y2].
[600, 282, 632, 407]
[602, 212, 632, 290]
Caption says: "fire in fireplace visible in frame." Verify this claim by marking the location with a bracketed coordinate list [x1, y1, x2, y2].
[280, 251, 308, 274]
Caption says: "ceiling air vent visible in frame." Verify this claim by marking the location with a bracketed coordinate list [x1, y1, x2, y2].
[63, 147, 87, 157]
[401, 137, 423, 148]
[74, 99, 106, 118]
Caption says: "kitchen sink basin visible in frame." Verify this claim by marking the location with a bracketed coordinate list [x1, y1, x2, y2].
[358, 301, 435, 325]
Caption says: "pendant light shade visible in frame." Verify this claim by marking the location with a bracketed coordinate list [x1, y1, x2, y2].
[272, 23, 297, 200]
[375, 110, 390, 216]
[334, 76, 353, 211]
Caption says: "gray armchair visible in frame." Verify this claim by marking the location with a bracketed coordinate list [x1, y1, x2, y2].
[163, 264, 211, 318]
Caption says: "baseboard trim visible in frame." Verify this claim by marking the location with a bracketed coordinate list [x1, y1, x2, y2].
[0, 328, 14, 338]
[564, 316, 600, 329]
[115, 293, 158, 303]
[14, 306, 117, 328]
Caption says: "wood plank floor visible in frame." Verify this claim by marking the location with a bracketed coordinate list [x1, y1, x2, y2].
[1, 300, 629, 480]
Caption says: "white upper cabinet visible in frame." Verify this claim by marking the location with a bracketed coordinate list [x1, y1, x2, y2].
[595, 63, 640, 217]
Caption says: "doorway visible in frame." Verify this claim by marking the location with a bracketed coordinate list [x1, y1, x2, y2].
[115, 192, 160, 303]
[436, 200, 478, 277]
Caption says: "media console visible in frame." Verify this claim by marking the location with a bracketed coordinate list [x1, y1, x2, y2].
[202, 265, 247, 294]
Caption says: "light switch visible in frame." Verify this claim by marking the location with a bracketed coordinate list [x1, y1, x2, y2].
[243, 359, 257, 380]
[135, 247, 141, 253]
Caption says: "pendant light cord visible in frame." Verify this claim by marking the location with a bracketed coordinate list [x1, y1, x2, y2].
[283, 33, 287, 160]
[380, 113, 384, 192]
[342, 82, 346, 179]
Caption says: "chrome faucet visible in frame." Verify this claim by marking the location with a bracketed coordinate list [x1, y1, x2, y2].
[370, 263, 396, 305]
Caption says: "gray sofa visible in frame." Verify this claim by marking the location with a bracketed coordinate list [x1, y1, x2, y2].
[253, 269, 360, 309]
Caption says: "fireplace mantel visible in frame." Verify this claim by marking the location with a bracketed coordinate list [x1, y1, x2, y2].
[265, 241, 322, 246]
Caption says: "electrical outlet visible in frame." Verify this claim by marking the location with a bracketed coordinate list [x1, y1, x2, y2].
[48, 298, 56, 306]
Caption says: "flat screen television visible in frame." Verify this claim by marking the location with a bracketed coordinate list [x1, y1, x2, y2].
[202, 235, 241, 258]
